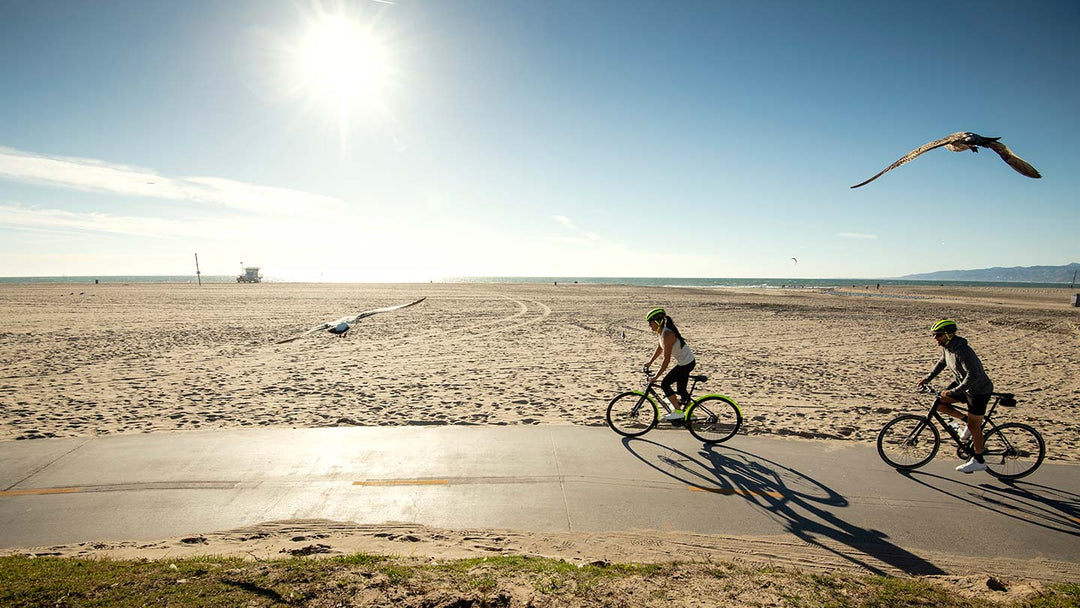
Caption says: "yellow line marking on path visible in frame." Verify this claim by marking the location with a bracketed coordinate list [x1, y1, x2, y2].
[353, 479, 449, 487]
[0, 487, 84, 497]
[689, 486, 782, 498]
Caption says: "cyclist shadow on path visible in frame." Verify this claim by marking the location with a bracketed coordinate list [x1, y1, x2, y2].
[621, 436, 946, 577]
[899, 471, 1080, 537]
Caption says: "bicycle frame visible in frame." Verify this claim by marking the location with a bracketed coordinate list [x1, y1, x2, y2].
[912, 387, 1009, 454]
[635, 370, 742, 420]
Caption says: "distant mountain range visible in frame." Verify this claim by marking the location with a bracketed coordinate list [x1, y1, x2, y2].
[899, 263, 1079, 284]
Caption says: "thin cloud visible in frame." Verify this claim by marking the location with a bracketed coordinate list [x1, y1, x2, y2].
[551, 215, 604, 246]
[0, 203, 376, 242]
[0, 146, 346, 216]
[837, 232, 878, 240]
[0, 204, 197, 239]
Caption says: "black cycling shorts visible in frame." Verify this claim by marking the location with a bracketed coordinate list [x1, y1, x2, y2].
[947, 390, 992, 417]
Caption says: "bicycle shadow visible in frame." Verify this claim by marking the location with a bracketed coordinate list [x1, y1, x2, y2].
[898, 470, 1080, 536]
[620, 436, 946, 576]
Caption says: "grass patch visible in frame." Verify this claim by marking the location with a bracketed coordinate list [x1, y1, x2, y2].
[1, 554, 1076, 607]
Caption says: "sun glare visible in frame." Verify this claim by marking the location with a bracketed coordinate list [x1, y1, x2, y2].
[290, 15, 391, 124]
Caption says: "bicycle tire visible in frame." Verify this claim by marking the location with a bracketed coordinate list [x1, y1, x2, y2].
[685, 396, 742, 444]
[606, 391, 658, 437]
[982, 422, 1045, 480]
[877, 414, 940, 470]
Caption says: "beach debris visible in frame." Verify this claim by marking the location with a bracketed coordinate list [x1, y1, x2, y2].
[281, 543, 332, 556]
[275, 297, 425, 344]
[851, 131, 1041, 188]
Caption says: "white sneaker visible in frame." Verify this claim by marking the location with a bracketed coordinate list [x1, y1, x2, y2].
[662, 410, 684, 422]
[956, 457, 987, 473]
[959, 425, 972, 442]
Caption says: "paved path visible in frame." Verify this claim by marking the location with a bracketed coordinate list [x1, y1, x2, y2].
[2, 426, 1078, 576]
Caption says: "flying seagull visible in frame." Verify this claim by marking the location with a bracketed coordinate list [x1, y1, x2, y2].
[275, 297, 426, 344]
[851, 132, 1041, 189]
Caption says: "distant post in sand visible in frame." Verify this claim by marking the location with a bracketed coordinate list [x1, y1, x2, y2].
[194, 253, 202, 286]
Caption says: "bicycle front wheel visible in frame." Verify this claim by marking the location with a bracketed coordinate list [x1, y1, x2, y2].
[982, 423, 1045, 480]
[685, 396, 742, 444]
[877, 414, 940, 470]
[606, 391, 658, 437]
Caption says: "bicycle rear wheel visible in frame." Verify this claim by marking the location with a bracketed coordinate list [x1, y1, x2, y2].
[606, 391, 658, 437]
[982, 423, 1045, 480]
[685, 396, 742, 444]
[877, 414, 940, 470]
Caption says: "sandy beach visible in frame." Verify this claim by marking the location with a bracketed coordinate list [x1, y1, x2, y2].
[2, 281, 1077, 455]
[2, 281, 1078, 581]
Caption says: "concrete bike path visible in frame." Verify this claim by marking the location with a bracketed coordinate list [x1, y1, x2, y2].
[2, 425, 1078, 573]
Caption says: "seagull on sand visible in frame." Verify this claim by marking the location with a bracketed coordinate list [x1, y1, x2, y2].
[275, 297, 425, 344]
[850, 132, 1041, 189]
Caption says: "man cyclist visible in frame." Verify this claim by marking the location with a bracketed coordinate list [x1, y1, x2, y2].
[917, 319, 994, 473]
[643, 308, 696, 422]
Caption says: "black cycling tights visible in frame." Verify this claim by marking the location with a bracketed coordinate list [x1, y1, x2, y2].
[662, 360, 696, 404]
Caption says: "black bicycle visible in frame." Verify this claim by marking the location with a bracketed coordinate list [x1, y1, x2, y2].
[606, 367, 742, 444]
[877, 385, 1045, 479]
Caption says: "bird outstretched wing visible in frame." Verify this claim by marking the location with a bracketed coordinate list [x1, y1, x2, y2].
[850, 132, 966, 189]
[344, 297, 427, 323]
[275, 297, 426, 344]
[982, 140, 1042, 179]
[275, 320, 338, 344]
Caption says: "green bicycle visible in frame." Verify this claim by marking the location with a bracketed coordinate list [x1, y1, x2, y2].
[606, 367, 743, 444]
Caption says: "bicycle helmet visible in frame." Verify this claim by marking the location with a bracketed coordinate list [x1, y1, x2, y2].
[930, 319, 957, 334]
[645, 308, 666, 323]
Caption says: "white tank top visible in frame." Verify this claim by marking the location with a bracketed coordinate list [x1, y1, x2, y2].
[660, 327, 695, 366]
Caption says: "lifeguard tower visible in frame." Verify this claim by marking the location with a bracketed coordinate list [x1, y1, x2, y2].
[237, 266, 262, 283]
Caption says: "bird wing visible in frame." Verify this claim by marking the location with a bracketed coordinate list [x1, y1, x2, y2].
[275, 298, 426, 344]
[850, 132, 967, 189]
[982, 140, 1042, 179]
[275, 321, 336, 344]
[346, 297, 427, 323]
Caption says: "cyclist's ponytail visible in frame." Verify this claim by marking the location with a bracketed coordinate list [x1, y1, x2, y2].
[661, 316, 687, 349]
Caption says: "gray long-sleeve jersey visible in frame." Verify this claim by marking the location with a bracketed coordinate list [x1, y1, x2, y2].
[924, 335, 993, 395]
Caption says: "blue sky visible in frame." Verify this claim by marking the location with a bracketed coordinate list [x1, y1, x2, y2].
[0, 1, 1076, 281]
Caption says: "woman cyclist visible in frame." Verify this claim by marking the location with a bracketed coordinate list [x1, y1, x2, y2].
[643, 308, 696, 422]
[917, 319, 994, 473]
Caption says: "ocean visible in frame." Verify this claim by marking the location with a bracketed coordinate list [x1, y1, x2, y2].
[0, 275, 1075, 289]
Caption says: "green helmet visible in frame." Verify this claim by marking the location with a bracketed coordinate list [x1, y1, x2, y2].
[930, 319, 957, 334]
[645, 308, 666, 323]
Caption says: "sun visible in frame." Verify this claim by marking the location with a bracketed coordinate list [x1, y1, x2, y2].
[289, 14, 391, 124]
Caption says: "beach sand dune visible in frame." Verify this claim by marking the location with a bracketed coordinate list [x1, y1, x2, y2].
[1, 282, 1078, 461]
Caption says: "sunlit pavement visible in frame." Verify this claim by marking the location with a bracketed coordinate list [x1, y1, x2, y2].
[2, 425, 1078, 570]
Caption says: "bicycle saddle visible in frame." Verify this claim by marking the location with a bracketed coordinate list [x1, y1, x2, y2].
[691, 375, 708, 382]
